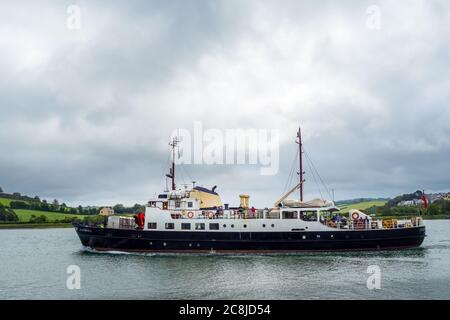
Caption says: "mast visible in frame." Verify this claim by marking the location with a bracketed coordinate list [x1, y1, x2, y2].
[297, 127, 304, 202]
[166, 137, 179, 191]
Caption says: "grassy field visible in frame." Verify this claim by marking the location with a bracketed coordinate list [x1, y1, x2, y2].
[13, 209, 86, 222]
[0, 198, 16, 207]
[1, 197, 88, 223]
[338, 200, 388, 213]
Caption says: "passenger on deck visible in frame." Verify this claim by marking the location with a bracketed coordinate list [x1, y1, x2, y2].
[364, 216, 369, 229]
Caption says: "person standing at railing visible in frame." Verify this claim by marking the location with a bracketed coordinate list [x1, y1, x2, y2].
[250, 206, 256, 218]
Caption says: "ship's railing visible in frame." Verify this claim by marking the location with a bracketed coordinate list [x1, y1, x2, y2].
[320, 216, 423, 230]
[346, 217, 423, 230]
[171, 209, 271, 220]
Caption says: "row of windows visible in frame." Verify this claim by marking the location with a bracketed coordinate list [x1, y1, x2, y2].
[174, 200, 194, 208]
[147, 223, 277, 230]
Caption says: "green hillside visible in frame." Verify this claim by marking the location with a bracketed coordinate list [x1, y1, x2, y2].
[338, 200, 387, 214]
[13, 209, 85, 223]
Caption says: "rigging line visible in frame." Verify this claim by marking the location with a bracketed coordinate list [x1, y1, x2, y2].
[304, 150, 324, 200]
[283, 148, 298, 194]
[303, 147, 333, 200]
[178, 150, 194, 186]
[178, 164, 193, 185]
[303, 149, 325, 199]
[157, 144, 172, 190]
[180, 163, 194, 186]
[283, 153, 294, 194]
[286, 150, 298, 193]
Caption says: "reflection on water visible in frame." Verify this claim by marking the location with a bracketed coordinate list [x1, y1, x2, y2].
[0, 220, 449, 299]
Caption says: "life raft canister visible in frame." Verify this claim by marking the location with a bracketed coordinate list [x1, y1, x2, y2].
[351, 212, 359, 220]
[187, 211, 194, 219]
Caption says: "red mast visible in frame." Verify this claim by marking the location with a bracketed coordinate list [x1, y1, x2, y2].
[167, 137, 179, 191]
[297, 127, 304, 202]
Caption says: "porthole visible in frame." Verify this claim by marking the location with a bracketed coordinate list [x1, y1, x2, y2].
[231, 224, 235, 228]
[197, 243, 200, 247]
[243, 224, 247, 228]
[149, 242, 153, 245]
[163, 242, 167, 246]
[271, 224, 275, 228]
[189, 243, 192, 247]
[223, 224, 227, 228]
[345, 234, 350, 239]
[330, 235, 334, 239]
[262, 224, 266, 228]
[302, 235, 306, 240]
[316, 235, 321, 239]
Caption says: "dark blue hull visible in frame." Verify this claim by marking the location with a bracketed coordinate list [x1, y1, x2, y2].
[73, 223, 426, 253]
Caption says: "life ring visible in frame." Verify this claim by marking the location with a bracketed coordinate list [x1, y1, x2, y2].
[208, 212, 214, 219]
[351, 212, 359, 220]
[187, 211, 194, 219]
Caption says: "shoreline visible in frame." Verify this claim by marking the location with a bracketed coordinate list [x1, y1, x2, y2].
[0, 223, 73, 229]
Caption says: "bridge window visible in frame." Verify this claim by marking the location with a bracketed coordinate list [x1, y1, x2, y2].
[175, 200, 181, 208]
[165, 223, 175, 230]
[209, 223, 219, 230]
[148, 223, 157, 229]
[282, 211, 298, 219]
[181, 223, 191, 230]
[188, 202, 193, 208]
[195, 223, 205, 230]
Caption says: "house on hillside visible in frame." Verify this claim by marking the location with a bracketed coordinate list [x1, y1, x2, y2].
[99, 207, 114, 216]
[397, 199, 421, 206]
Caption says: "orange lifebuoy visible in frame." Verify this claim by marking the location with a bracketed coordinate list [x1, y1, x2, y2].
[187, 211, 194, 219]
[351, 212, 359, 220]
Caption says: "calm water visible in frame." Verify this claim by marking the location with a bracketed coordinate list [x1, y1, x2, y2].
[0, 220, 449, 300]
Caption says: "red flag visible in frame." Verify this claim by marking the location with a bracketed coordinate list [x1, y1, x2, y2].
[421, 194, 428, 209]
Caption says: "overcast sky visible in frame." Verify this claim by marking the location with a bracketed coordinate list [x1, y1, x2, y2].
[0, 0, 449, 207]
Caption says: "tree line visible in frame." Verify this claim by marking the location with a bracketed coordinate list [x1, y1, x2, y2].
[364, 199, 450, 217]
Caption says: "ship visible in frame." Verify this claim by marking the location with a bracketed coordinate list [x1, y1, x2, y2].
[73, 128, 426, 253]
